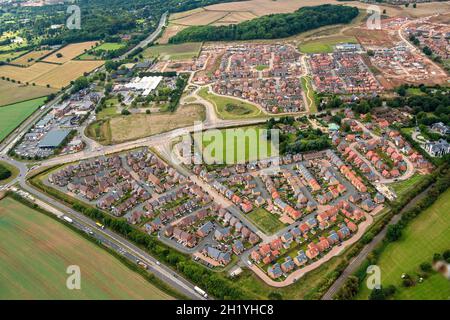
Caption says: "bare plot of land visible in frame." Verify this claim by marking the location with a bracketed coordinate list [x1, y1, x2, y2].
[170, 7, 206, 21]
[43, 41, 99, 64]
[212, 11, 258, 26]
[33, 60, 104, 89]
[12, 50, 53, 66]
[0, 80, 56, 106]
[158, 24, 189, 44]
[109, 104, 205, 143]
[343, 27, 400, 48]
[143, 43, 202, 61]
[0, 63, 58, 84]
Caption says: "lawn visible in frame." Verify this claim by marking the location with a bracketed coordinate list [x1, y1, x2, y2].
[0, 97, 46, 142]
[143, 42, 202, 61]
[196, 126, 277, 164]
[197, 87, 263, 120]
[0, 197, 174, 300]
[247, 207, 286, 235]
[299, 36, 358, 54]
[92, 42, 125, 52]
[356, 189, 450, 300]
[0, 80, 56, 107]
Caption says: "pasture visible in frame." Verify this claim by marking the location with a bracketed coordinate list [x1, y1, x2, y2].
[11, 49, 53, 66]
[0, 50, 28, 62]
[0, 197, 174, 300]
[43, 41, 99, 64]
[0, 97, 45, 142]
[356, 189, 450, 300]
[0, 80, 56, 106]
[143, 43, 202, 61]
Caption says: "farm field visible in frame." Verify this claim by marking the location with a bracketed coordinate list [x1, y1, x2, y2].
[0, 197, 174, 300]
[0, 97, 46, 142]
[0, 50, 28, 62]
[299, 35, 358, 53]
[143, 43, 202, 61]
[197, 87, 263, 120]
[247, 208, 287, 235]
[356, 189, 450, 300]
[33, 60, 104, 89]
[92, 42, 125, 51]
[0, 62, 58, 84]
[88, 104, 206, 145]
[158, 24, 189, 44]
[43, 41, 99, 64]
[0, 80, 56, 106]
[197, 126, 276, 164]
[11, 49, 53, 66]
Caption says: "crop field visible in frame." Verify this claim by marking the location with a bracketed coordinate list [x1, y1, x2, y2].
[11, 49, 53, 66]
[33, 60, 104, 89]
[357, 189, 450, 300]
[0, 97, 45, 142]
[197, 126, 276, 164]
[170, 10, 229, 26]
[299, 35, 358, 53]
[143, 43, 202, 61]
[0, 62, 58, 84]
[158, 24, 189, 44]
[0, 197, 173, 300]
[43, 41, 99, 64]
[197, 87, 263, 120]
[0, 80, 56, 107]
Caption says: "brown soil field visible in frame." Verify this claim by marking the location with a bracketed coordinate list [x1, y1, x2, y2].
[344, 27, 400, 48]
[11, 50, 53, 67]
[169, 7, 206, 21]
[0, 63, 58, 84]
[212, 11, 258, 26]
[428, 12, 450, 24]
[108, 104, 205, 144]
[43, 41, 99, 64]
[158, 24, 189, 44]
[0, 80, 57, 106]
[33, 60, 104, 89]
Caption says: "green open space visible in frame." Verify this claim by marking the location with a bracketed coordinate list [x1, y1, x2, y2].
[0, 97, 46, 142]
[299, 36, 358, 54]
[143, 42, 202, 61]
[0, 196, 174, 300]
[356, 189, 450, 300]
[246, 208, 287, 235]
[390, 173, 430, 202]
[196, 126, 276, 164]
[0, 161, 19, 185]
[301, 76, 317, 113]
[197, 87, 263, 120]
[0, 50, 28, 62]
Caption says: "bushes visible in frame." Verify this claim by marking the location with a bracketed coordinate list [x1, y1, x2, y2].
[0, 164, 12, 181]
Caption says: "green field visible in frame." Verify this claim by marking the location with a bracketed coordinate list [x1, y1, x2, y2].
[0, 197, 174, 300]
[143, 42, 202, 61]
[93, 42, 125, 52]
[0, 161, 19, 185]
[247, 208, 286, 235]
[356, 189, 450, 300]
[390, 174, 429, 202]
[299, 36, 358, 54]
[0, 97, 46, 142]
[0, 50, 27, 62]
[197, 87, 263, 120]
[196, 126, 276, 164]
[301, 76, 317, 113]
[0, 80, 56, 106]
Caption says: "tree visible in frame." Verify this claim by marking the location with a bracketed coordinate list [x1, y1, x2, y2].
[369, 288, 386, 300]
[420, 262, 432, 273]
[422, 46, 433, 56]
[386, 224, 402, 242]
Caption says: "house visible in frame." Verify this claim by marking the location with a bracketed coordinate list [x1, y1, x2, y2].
[232, 240, 245, 255]
[424, 139, 450, 157]
[214, 227, 231, 241]
[293, 250, 308, 267]
[197, 221, 215, 238]
[267, 263, 283, 279]
[280, 257, 295, 273]
[204, 246, 231, 266]
[251, 249, 262, 262]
